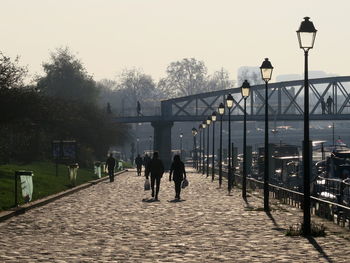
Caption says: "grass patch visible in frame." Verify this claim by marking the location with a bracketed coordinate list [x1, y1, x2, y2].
[0, 161, 104, 211]
[286, 222, 326, 237]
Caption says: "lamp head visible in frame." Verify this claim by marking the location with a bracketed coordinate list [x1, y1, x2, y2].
[218, 102, 225, 115]
[226, 94, 234, 109]
[260, 58, 273, 82]
[241, 80, 251, 98]
[206, 116, 211, 125]
[211, 111, 217, 122]
[192, 127, 198, 136]
[297, 17, 317, 51]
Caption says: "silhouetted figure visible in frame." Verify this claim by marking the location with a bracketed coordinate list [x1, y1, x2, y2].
[327, 96, 333, 114]
[107, 102, 112, 114]
[169, 155, 187, 200]
[143, 154, 151, 169]
[106, 153, 116, 182]
[320, 97, 326, 115]
[135, 154, 143, 176]
[145, 152, 164, 200]
[137, 101, 141, 116]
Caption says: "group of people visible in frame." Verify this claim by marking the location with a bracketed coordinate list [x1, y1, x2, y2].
[320, 96, 334, 115]
[136, 152, 187, 201]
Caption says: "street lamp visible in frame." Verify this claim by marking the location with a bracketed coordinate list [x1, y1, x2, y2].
[211, 111, 217, 182]
[297, 16, 317, 236]
[218, 103, 225, 188]
[192, 128, 198, 169]
[206, 116, 212, 178]
[226, 93, 234, 194]
[260, 58, 274, 211]
[149, 136, 152, 154]
[241, 80, 251, 200]
[136, 137, 140, 155]
[202, 121, 207, 175]
[180, 133, 183, 159]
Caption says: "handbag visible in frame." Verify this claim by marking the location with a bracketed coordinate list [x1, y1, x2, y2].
[181, 178, 189, 189]
[144, 178, 150, 191]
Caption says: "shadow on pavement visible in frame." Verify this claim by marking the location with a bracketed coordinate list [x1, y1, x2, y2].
[168, 199, 186, 203]
[306, 236, 334, 263]
[142, 198, 160, 203]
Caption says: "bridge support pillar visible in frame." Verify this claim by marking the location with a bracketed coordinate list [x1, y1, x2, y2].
[151, 121, 173, 170]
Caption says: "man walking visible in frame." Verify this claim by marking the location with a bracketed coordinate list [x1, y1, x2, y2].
[106, 153, 116, 182]
[135, 154, 143, 176]
[145, 152, 164, 201]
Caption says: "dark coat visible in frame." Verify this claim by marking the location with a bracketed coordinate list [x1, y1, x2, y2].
[106, 156, 116, 171]
[145, 158, 164, 178]
[170, 161, 186, 182]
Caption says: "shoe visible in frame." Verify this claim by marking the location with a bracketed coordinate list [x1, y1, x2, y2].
[151, 191, 154, 197]
[154, 196, 159, 201]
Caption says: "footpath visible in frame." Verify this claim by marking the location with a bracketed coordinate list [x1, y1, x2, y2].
[0, 168, 349, 262]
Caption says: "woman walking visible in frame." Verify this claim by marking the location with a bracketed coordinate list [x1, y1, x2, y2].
[169, 155, 187, 200]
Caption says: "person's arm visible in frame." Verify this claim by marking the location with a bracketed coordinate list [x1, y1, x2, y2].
[169, 163, 173, 181]
[183, 163, 187, 179]
[145, 161, 150, 179]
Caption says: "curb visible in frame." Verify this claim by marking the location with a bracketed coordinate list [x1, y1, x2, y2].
[0, 170, 128, 223]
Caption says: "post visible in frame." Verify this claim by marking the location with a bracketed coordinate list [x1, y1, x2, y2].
[242, 98, 247, 199]
[303, 50, 311, 235]
[14, 171, 18, 207]
[264, 80, 270, 211]
[228, 108, 232, 193]
[202, 128, 205, 175]
[206, 125, 210, 178]
[211, 121, 215, 181]
[219, 115, 223, 187]
[199, 129, 202, 171]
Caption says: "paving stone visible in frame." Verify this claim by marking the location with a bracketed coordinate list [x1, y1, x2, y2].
[0, 168, 349, 262]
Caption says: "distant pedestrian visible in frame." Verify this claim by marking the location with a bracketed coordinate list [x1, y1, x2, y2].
[327, 96, 333, 114]
[320, 97, 326, 115]
[135, 154, 143, 176]
[143, 154, 151, 169]
[145, 152, 164, 201]
[106, 153, 116, 182]
[169, 155, 187, 200]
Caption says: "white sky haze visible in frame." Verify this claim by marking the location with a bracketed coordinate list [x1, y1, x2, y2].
[1, 0, 349, 83]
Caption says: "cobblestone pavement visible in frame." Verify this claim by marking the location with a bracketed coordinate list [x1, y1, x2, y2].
[1, 168, 349, 262]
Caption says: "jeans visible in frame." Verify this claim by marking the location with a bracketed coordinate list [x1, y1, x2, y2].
[174, 180, 182, 198]
[108, 169, 114, 182]
[150, 175, 161, 199]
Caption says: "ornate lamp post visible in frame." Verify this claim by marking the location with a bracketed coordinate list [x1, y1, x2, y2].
[206, 116, 212, 178]
[241, 80, 251, 199]
[192, 128, 198, 169]
[297, 16, 317, 235]
[260, 58, 274, 211]
[218, 103, 225, 188]
[211, 111, 217, 181]
[202, 121, 207, 175]
[149, 135, 152, 154]
[226, 94, 234, 194]
[180, 133, 183, 159]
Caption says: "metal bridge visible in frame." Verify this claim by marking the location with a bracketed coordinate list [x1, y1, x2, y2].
[115, 76, 350, 166]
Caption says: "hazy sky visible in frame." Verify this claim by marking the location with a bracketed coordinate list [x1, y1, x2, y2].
[1, 0, 349, 83]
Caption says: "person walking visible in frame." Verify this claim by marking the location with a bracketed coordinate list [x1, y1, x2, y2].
[169, 155, 187, 200]
[145, 152, 164, 201]
[106, 153, 116, 182]
[143, 154, 151, 170]
[320, 97, 326, 115]
[327, 96, 333, 114]
[135, 154, 143, 176]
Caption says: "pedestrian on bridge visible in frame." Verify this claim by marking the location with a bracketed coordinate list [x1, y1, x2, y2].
[169, 155, 187, 200]
[145, 152, 164, 201]
[327, 96, 334, 114]
[106, 153, 116, 182]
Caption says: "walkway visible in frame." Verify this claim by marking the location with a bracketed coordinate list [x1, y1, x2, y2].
[0, 169, 349, 262]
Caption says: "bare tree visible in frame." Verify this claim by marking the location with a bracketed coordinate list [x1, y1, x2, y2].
[158, 58, 208, 98]
[207, 68, 235, 91]
[0, 51, 27, 89]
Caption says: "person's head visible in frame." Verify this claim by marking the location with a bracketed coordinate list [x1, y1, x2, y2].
[173, 154, 181, 162]
[109, 153, 113, 158]
[153, 152, 159, 159]
[137, 154, 140, 157]
[145, 154, 148, 157]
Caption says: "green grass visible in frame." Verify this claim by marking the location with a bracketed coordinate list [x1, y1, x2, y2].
[0, 161, 105, 211]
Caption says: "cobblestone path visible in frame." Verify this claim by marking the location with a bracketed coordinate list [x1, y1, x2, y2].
[0, 169, 349, 262]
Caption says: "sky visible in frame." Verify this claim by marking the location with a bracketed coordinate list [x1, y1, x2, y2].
[1, 0, 349, 84]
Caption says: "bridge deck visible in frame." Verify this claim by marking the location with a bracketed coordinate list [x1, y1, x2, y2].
[0, 169, 349, 262]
